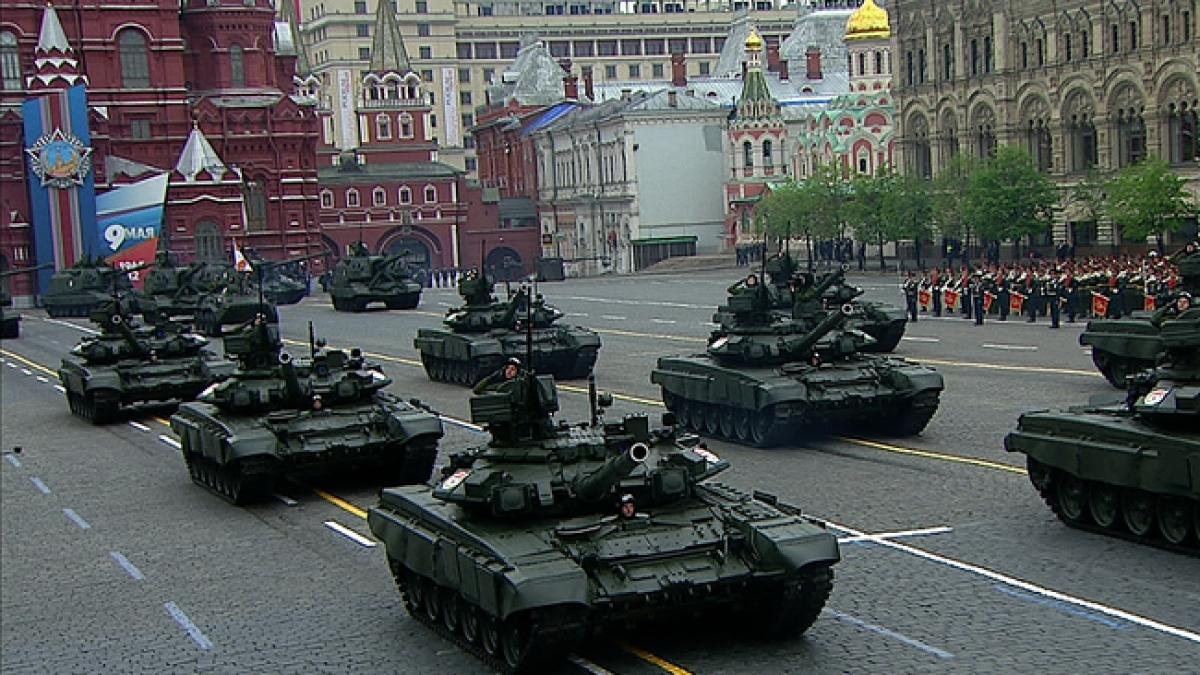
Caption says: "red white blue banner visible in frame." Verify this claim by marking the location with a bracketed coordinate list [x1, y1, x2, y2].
[23, 84, 98, 292]
[96, 173, 169, 285]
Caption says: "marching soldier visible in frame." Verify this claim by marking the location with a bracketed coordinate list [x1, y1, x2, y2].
[1063, 271, 1078, 323]
[970, 273, 986, 326]
[902, 272, 920, 322]
[1025, 272, 1042, 323]
[1045, 271, 1062, 328]
[930, 267, 943, 317]
[995, 269, 1011, 321]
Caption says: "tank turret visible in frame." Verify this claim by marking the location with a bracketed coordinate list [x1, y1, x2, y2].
[329, 244, 422, 311]
[369, 373, 840, 672]
[44, 259, 149, 318]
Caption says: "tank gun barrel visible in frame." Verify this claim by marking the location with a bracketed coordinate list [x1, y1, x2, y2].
[809, 265, 848, 298]
[107, 313, 149, 358]
[497, 287, 528, 328]
[0, 262, 53, 279]
[277, 352, 306, 404]
[573, 443, 650, 502]
[785, 304, 853, 356]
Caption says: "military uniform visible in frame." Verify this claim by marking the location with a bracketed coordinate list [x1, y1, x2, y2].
[902, 275, 919, 322]
[1045, 274, 1062, 328]
[970, 275, 986, 325]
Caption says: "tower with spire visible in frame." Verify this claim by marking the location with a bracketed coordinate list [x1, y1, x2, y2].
[349, 0, 436, 166]
[26, 3, 85, 91]
[725, 29, 789, 247]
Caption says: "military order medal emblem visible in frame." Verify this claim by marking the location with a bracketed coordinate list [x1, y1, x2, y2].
[1142, 388, 1171, 406]
[26, 128, 93, 189]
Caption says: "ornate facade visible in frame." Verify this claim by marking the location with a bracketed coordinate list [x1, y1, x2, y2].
[890, 0, 1199, 247]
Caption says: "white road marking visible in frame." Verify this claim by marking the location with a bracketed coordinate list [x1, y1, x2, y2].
[324, 520, 377, 548]
[35, 376, 48, 383]
[837, 525, 952, 544]
[110, 551, 145, 581]
[600, 315, 627, 321]
[21, 368, 31, 376]
[158, 435, 181, 449]
[650, 318, 677, 324]
[44, 317, 98, 334]
[273, 493, 299, 507]
[567, 312, 590, 317]
[567, 655, 616, 674]
[5, 362, 16, 369]
[559, 294, 710, 310]
[827, 519, 1200, 645]
[827, 610, 954, 659]
[982, 343, 1039, 351]
[4, 454, 21, 468]
[30, 476, 51, 494]
[901, 336, 941, 343]
[63, 508, 91, 530]
[53, 385, 66, 394]
[128, 421, 151, 432]
[441, 415, 485, 434]
[437, 301, 452, 307]
[163, 601, 213, 650]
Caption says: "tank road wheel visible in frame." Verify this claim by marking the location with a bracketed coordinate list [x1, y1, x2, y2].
[479, 611, 501, 658]
[749, 407, 777, 447]
[703, 404, 722, 436]
[500, 614, 534, 673]
[733, 409, 752, 442]
[1156, 497, 1194, 546]
[420, 578, 441, 623]
[1026, 457, 1052, 493]
[718, 406, 736, 439]
[674, 399, 692, 430]
[460, 602, 481, 644]
[354, 299, 368, 312]
[1086, 483, 1120, 529]
[1054, 473, 1088, 524]
[440, 590, 462, 633]
[741, 566, 834, 640]
[1121, 489, 1155, 537]
[661, 390, 678, 414]
[688, 401, 707, 433]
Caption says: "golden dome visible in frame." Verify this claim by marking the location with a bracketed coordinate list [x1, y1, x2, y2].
[845, 0, 890, 41]
[745, 29, 764, 52]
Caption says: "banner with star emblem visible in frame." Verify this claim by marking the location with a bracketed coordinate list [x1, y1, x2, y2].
[22, 84, 99, 293]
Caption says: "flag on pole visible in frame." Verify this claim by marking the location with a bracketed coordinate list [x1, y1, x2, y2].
[1092, 291, 1110, 317]
[943, 289, 960, 311]
[983, 291, 996, 313]
[918, 289, 932, 310]
[1010, 291, 1026, 315]
[233, 241, 253, 273]
[1145, 295, 1156, 312]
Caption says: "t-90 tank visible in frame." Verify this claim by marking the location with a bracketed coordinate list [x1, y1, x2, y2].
[57, 300, 235, 423]
[367, 372, 839, 673]
[1005, 309, 1200, 553]
[170, 317, 444, 504]
[329, 243, 422, 311]
[42, 257, 148, 318]
[765, 255, 906, 352]
[1080, 241, 1198, 386]
[652, 269, 943, 447]
[1, 263, 52, 339]
[414, 272, 600, 385]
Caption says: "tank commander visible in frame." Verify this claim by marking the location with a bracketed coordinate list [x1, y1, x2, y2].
[618, 493, 637, 519]
[473, 357, 523, 395]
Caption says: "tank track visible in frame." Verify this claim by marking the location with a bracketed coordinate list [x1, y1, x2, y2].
[384, 294, 421, 311]
[1027, 458, 1199, 556]
[1090, 349, 1156, 388]
[46, 303, 96, 318]
[65, 389, 120, 425]
[387, 557, 588, 674]
[420, 355, 490, 386]
[383, 438, 440, 485]
[564, 347, 598, 379]
[182, 449, 278, 505]
[882, 391, 940, 436]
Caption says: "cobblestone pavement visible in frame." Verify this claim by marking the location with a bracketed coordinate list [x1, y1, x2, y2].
[2, 268, 1197, 673]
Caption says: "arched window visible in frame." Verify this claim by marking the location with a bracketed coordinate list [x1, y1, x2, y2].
[230, 44, 245, 87]
[118, 29, 150, 88]
[373, 186, 387, 206]
[0, 32, 20, 91]
[874, 51, 883, 75]
[194, 221, 224, 265]
[762, 139, 773, 165]
[399, 113, 414, 138]
[244, 178, 267, 231]
[320, 190, 333, 208]
[346, 188, 360, 207]
[856, 52, 866, 76]
[1167, 103, 1199, 164]
[399, 186, 412, 204]
[743, 140, 753, 168]
[424, 185, 437, 203]
[376, 113, 392, 140]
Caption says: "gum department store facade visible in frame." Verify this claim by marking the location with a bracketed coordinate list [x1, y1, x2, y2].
[890, 0, 1200, 249]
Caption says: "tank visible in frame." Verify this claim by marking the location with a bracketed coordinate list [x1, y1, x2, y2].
[0, 263, 52, 339]
[329, 243, 422, 311]
[415, 273, 600, 385]
[651, 269, 943, 447]
[192, 272, 278, 337]
[246, 250, 317, 306]
[1080, 242, 1199, 386]
[170, 316, 445, 504]
[367, 372, 840, 673]
[139, 250, 233, 323]
[57, 299, 236, 424]
[1005, 309, 1200, 553]
[765, 255, 906, 353]
[42, 257, 147, 317]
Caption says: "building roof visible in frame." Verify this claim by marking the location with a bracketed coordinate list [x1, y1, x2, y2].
[780, 8, 856, 75]
[588, 69, 848, 108]
[521, 102, 580, 136]
[317, 160, 462, 184]
[536, 89, 723, 134]
[713, 14, 759, 78]
[487, 41, 569, 107]
[846, 0, 891, 41]
[175, 124, 228, 182]
[36, 4, 72, 55]
[369, 0, 412, 75]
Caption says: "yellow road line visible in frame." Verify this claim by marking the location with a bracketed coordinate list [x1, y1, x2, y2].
[838, 436, 1027, 475]
[0, 348, 57, 377]
[311, 487, 369, 520]
[280, 338, 424, 368]
[919, 358, 1100, 378]
[618, 642, 694, 675]
[594, 327, 703, 343]
[154, 416, 172, 429]
[558, 383, 665, 408]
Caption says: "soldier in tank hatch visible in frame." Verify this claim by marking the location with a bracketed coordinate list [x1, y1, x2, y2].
[473, 357, 523, 395]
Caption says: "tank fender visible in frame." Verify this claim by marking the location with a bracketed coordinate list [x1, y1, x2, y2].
[386, 410, 445, 442]
[467, 339, 504, 360]
[224, 428, 279, 463]
[886, 366, 945, 393]
[82, 370, 122, 393]
[495, 562, 590, 618]
[742, 519, 841, 572]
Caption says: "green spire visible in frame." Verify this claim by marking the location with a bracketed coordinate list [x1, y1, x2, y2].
[738, 29, 779, 119]
[369, 0, 411, 74]
[279, 0, 314, 77]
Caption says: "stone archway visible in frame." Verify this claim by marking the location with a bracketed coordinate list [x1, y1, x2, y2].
[386, 237, 432, 270]
[485, 246, 524, 282]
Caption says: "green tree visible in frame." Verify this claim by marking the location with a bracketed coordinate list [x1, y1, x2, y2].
[963, 146, 1057, 257]
[844, 171, 892, 270]
[1104, 156, 1197, 252]
[932, 153, 979, 259]
[883, 173, 934, 269]
[1061, 167, 1110, 252]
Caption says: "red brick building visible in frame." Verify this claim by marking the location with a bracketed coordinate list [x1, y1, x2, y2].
[0, 0, 322, 299]
[314, 0, 538, 280]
